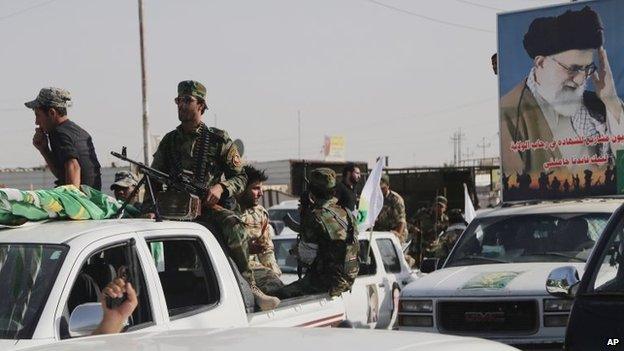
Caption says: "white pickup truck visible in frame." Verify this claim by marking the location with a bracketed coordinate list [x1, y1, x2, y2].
[0, 219, 345, 350]
[20, 326, 521, 351]
[398, 198, 622, 349]
[273, 230, 417, 329]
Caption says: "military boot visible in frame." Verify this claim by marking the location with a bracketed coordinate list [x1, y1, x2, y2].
[251, 284, 280, 311]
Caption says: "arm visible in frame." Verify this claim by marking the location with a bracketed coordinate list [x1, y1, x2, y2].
[64, 158, 81, 188]
[33, 128, 61, 178]
[92, 278, 137, 335]
[205, 140, 247, 206]
[256, 212, 282, 275]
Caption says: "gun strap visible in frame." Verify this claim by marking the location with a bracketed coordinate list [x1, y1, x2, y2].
[323, 206, 355, 243]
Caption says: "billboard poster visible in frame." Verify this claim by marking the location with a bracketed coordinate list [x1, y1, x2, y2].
[323, 135, 346, 161]
[498, 0, 624, 201]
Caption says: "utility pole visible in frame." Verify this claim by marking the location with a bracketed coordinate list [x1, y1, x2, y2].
[297, 110, 301, 159]
[138, 0, 150, 165]
[477, 137, 491, 160]
[450, 132, 459, 166]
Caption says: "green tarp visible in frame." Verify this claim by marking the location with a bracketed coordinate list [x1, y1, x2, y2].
[0, 185, 125, 226]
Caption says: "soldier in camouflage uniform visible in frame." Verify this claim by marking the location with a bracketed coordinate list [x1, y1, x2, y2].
[373, 174, 408, 243]
[236, 166, 284, 295]
[410, 195, 449, 265]
[151, 80, 278, 310]
[429, 209, 466, 261]
[276, 168, 359, 299]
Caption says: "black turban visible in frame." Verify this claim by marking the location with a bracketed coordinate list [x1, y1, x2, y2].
[523, 6, 603, 59]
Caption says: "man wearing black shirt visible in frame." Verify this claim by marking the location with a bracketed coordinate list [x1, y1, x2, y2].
[26, 87, 102, 190]
[335, 163, 361, 212]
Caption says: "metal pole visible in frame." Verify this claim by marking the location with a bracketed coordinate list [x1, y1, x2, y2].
[138, 0, 151, 165]
[298, 110, 301, 159]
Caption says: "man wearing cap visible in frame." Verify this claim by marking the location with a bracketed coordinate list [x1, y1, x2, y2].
[429, 209, 466, 261]
[111, 171, 141, 204]
[501, 6, 624, 177]
[374, 174, 408, 243]
[411, 196, 449, 264]
[26, 87, 102, 190]
[149, 81, 282, 310]
[276, 168, 359, 299]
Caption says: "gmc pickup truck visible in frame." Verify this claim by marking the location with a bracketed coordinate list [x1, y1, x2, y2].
[0, 219, 345, 350]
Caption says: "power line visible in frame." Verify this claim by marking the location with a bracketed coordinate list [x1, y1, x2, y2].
[0, 0, 63, 21]
[454, 0, 504, 11]
[362, 0, 495, 34]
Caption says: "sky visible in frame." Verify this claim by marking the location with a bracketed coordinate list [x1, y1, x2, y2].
[0, 0, 569, 169]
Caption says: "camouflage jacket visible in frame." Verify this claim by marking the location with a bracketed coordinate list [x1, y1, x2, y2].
[151, 123, 247, 198]
[302, 198, 359, 297]
[412, 208, 449, 247]
[429, 223, 465, 260]
[238, 204, 281, 275]
[373, 190, 408, 243]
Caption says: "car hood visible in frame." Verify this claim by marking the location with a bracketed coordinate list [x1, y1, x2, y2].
[402, 262, 586, 297]
[19, 327, 519, 351]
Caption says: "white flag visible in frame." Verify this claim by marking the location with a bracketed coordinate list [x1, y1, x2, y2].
[464, 183, 476, 223]
[357, 158, 385, 232]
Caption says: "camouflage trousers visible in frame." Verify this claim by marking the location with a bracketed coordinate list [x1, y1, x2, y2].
[197, 206, 255, 285]
[274, 274, 325, 299]
[254, 266, 284, 296]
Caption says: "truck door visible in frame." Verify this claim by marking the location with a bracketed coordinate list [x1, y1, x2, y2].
[343, 239, 382, 328]
[374, 237, 403, 329]
[55, 235, 156, 339]
[138, 230, 248, 329]
[567, 214, 624, 351]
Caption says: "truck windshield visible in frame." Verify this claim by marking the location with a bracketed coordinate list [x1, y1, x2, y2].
[274, 238, 298, 273]
[0, 244, 67, 339]
[446, 213, 609, 267]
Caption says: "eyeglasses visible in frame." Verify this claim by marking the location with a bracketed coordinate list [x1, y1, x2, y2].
[550, 56, 597, 78]
[174, 96, 198, 105]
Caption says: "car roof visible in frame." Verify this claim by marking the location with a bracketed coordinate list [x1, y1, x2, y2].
[480, 198, 624, 218]
[274, 230, 396, 241]
[0, 219, 204, 245]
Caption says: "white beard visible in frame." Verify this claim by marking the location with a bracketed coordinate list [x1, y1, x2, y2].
[535, 73, 585, 117]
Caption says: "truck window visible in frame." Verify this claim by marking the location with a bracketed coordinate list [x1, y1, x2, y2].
[376, 238, 401, 273]
[359, 240, 377, 276]
[1, 244, 67, 340]
[62, 242, 153, 338]
[274, 238, 299, 274]
[447, 213, 610, 267]
[591, 219, 624, 293]
[146, 238, 220, 318]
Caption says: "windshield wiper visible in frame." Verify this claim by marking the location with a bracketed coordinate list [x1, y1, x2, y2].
[528, 252, 586, 262]
[454, 255, 510, 264]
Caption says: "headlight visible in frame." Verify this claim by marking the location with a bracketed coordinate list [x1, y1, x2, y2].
[544, 314, 569, 327]
[544, 299, 574, 312]
[399, 315, 434, 327]
[400, 299, 433, 313]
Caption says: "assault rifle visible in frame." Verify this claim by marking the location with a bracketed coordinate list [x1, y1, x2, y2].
[111, 148, 209, 220]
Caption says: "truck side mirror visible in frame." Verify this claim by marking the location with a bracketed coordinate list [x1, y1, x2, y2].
[546, 266, 580, 298]
[420, 258, 439, 274]
[68, 302, 103, 337]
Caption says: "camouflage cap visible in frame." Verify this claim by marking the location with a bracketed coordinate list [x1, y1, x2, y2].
[380, 173, 390, 185]
[177, 80, 207, 100]
[436, 195, 448, 206]
[309, 168, 336, 190]
[24, 87, 72, 109]
[110, 171, 139, 190]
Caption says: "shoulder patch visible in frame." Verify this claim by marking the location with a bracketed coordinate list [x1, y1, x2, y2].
[227, 145, 243, 168]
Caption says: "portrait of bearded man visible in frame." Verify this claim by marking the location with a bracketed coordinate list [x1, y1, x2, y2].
[500, 5, 624, 178]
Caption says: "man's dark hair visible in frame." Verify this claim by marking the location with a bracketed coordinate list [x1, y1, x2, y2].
[342, 162, 358, 177]
[41, 106, 67, 117]
[244, 165, 268, 185]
